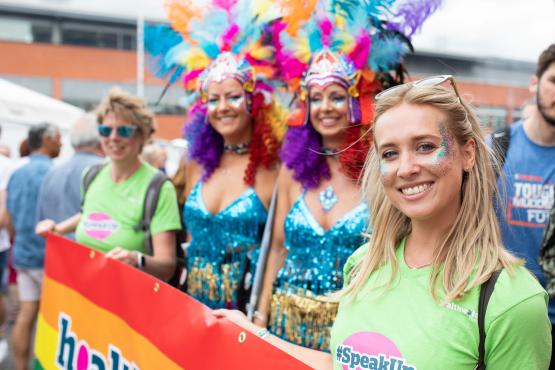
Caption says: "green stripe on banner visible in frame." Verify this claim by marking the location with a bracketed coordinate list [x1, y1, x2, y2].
[33, 359, 44, 370]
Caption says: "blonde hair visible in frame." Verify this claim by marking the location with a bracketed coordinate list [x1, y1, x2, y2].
[342, 84, 521, 303]
[96, 87, 156, 140]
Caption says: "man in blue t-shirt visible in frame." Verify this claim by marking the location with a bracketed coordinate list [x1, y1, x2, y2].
[495, 43, 555, 365]
[6, 123, 61, 370]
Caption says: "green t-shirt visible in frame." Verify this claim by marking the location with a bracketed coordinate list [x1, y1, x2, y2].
[75, 163, 182, 254]
[330, 239, 551, 370]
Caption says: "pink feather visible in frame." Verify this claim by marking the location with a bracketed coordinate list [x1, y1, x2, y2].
[212, 0, 238, 12]
[282, 56, 305, 80]
[319, 18, 333, 47]
[221, 23, 240, 50]
[184, 69, 203, 83]
[272, 21, 287, 54]
[349, 33, 371, 69]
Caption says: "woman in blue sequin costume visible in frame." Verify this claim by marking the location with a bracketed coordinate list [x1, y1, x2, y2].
[253, 6, 412, 350]
[144, 1, 285, 311]
[255, 50, 372, 351]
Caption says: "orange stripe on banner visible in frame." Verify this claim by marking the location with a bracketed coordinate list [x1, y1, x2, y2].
[42, 234, 311, 369]
[38, 275, 182, 370]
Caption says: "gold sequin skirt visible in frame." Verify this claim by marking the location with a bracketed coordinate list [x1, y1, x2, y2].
[269, 289, 338, 351]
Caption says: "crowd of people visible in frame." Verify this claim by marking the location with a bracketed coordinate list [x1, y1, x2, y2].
[0, 0, 554, 369]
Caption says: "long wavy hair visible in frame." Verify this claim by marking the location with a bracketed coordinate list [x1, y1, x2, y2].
[184, 81, 284, 186]
[342, 85, 522, 303]
[280, 109, 372, 189]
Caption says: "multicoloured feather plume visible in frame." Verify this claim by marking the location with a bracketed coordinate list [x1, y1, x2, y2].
[145, 0, 279, 99]
[272, 0, 442, 97]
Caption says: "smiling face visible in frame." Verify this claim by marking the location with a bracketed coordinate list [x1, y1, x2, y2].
[206, 78, 252, 143]
[308, 83, 350, 141]
[374, 102, 475, 224]
[99, 112, 144, 163]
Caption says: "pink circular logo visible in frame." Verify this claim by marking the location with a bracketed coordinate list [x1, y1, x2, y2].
[336, 332, 414, 370]
[83, 212, 119, 241]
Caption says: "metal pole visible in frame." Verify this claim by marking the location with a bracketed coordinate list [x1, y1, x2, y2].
[137, 1, 145, 98]
[247, 185, 278, 321]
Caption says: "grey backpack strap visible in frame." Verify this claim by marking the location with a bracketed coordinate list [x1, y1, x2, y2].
[476, 270, 502, 370]
[134, 171, 169, 255]
[80, 163, 106, 212]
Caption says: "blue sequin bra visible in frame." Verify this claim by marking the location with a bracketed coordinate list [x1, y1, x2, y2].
[183, 181, 267, 310]
[269, 190, 369, 350]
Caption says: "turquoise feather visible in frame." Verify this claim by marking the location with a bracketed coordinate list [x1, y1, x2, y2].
[330, 0, 359, 21]
[144, 24, 183, 80]
[369, 35, 409, 71]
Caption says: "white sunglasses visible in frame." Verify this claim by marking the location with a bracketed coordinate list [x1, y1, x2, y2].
[375, 74, 461, 101]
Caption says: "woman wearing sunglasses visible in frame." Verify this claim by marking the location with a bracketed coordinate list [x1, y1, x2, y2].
[215, 76, 551, 369]
[36, 88, 182, 281]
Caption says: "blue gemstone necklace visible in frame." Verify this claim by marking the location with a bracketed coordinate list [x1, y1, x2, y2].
[319, 185, 338, 212]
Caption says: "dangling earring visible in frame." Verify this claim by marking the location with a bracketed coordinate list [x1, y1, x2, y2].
[348, 97, 361, 124]
[245, 94, 252, 112]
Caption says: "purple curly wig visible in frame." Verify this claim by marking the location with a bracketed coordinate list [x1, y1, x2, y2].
[184, 103, 223, 180]
[280, 123, 330, 189]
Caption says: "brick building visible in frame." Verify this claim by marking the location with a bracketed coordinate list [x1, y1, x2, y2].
[0, 3, 536, 141]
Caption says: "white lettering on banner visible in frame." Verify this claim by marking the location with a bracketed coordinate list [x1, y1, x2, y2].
[56, 313, 139, 370]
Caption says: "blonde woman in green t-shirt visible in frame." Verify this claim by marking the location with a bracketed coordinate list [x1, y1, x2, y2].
[214, 77, 551, 369]
[36, 88, 182, 282]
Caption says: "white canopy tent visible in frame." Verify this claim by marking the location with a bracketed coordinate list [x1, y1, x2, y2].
[0, 78, 84, 159]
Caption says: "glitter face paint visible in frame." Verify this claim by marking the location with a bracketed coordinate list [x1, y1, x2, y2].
[310, 95, 347, 109]
[206, 95, 245, 112]
[423, 123, 455, 176]
[379, 158, 390, 177]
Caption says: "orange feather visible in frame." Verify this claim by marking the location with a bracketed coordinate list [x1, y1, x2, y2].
[279, 0, 318, 36]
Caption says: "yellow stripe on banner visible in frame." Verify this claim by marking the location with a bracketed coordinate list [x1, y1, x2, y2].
[37, 276, 183, 370]
[35, 313, 59, 367]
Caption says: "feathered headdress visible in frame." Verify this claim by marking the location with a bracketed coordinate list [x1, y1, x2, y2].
[273, 0, 442, 126]
[145, 0, 278, 106]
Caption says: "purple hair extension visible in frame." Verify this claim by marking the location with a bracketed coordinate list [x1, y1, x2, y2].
[184, 103, 223, 181]
[280, 123, 330, 189]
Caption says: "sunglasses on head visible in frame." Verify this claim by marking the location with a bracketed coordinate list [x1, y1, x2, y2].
[97, 124, 137, 138]
[375, 75, 461, 102]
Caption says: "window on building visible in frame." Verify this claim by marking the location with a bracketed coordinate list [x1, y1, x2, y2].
[0, 16, 53, 43]
[475, 106, 508, 132]
[121, 34, 136, 50]
[61, 22, 135, 50]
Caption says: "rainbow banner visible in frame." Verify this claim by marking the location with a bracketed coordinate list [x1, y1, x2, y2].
[35, 234, 311, 370]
